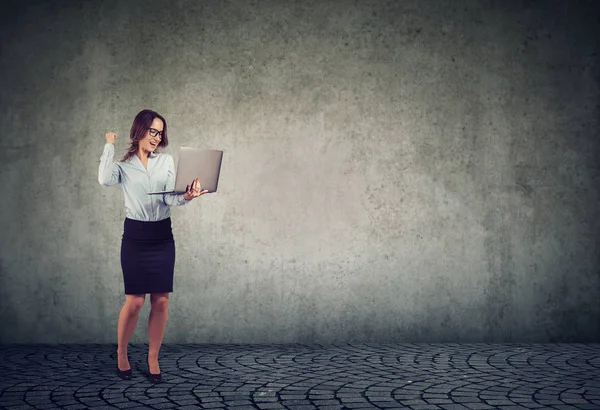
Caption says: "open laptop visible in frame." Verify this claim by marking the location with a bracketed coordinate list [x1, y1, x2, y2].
[147, 146, 223, 195]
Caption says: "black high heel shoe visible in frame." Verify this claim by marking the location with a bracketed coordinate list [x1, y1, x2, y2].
[116, 366, 132, 380]
[146, 353, 163, 384]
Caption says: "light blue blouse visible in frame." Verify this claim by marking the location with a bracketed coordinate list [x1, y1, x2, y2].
[98, 143, 189, 221]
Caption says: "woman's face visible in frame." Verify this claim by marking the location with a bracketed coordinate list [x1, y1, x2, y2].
[140, 117, 164, 154]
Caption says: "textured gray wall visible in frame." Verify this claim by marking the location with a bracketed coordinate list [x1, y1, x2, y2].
[0, 0, 598, 344]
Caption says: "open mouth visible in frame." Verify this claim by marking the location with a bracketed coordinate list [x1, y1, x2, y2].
[150, 142, 157, 148]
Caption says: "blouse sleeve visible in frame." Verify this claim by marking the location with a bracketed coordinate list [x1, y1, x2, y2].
[163, 155, 190, 206]
[98, 143, 121, 186]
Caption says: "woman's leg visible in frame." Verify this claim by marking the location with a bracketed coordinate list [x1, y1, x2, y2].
[117, 294, 145, 370]
[148, 292, 169, 374]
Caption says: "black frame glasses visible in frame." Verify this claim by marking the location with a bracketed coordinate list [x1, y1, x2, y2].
[148, 128, 163, 138]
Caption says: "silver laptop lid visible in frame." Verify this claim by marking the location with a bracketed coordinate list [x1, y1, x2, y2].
[174, 146, 223, 193]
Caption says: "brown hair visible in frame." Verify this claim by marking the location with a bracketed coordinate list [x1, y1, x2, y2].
[120, 109, 169, 162]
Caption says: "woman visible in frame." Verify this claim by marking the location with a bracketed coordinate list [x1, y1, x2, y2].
[98, 109, 208, 383]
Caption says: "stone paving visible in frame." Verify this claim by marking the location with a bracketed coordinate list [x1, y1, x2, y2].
[0, 343, 599, 410]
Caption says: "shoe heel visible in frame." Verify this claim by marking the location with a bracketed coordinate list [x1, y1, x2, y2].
[146, 353, 163, 384]
[117, 351, 132, 380]
[117, 367, 132, 380]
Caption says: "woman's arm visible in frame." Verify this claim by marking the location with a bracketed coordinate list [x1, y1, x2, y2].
[98, 142, 121, 186]
[163, 155, 190, 206]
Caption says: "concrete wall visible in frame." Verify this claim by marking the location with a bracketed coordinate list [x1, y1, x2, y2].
[0, 0, 598, 344]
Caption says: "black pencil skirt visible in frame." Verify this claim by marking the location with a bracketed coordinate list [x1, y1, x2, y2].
[120, 217, 175, 295]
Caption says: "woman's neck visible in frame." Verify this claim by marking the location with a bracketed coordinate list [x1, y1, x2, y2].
[137, 148, 150, 160]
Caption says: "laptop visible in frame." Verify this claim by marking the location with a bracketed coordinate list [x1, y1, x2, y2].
[147, 146, 223, 195]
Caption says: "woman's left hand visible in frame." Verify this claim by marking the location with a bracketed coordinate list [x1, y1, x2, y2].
[184, 178, 209, 201]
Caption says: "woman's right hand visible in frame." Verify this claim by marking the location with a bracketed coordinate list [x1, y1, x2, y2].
[106, 132, 117, 144]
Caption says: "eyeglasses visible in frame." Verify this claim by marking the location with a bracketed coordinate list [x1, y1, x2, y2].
[148, 128, 163, 139]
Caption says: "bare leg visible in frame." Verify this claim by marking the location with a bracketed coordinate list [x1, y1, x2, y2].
[148, 292, 169, 374]
[117, 294, 145, 371]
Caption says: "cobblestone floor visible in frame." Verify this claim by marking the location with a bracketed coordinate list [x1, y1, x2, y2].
[0, 343, 599, 410]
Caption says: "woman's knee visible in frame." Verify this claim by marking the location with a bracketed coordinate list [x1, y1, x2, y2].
[150, 293, 169, 312]
[125, 294, 145, 313]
